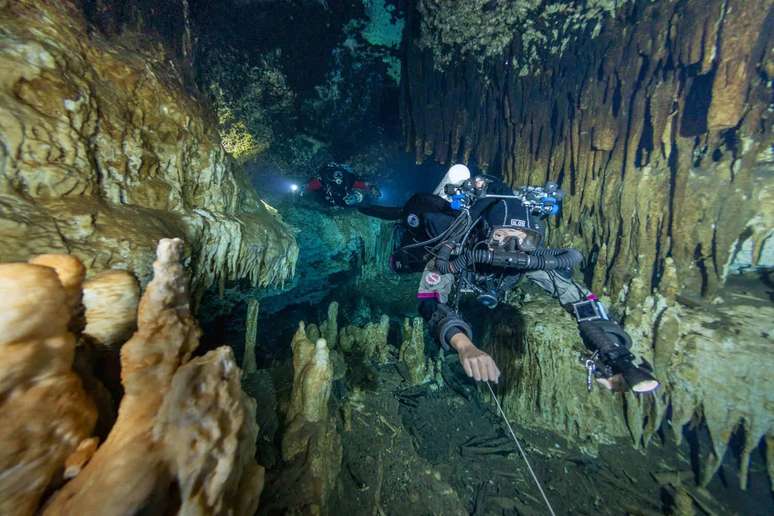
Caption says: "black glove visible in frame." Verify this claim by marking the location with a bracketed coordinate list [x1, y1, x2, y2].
[578, 319, 634, 369]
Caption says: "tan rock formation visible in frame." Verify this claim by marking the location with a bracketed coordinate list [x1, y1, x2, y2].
[491, 299, 630, 454]
[82, 270, 141, 348]
[271, 323, 341, 515]
[339, 313, 391, 362]
[0, 0, 297, 292]
[320, 301, 340, 349]
[42, 239, 263, 515]
[0, 257, 96, 516]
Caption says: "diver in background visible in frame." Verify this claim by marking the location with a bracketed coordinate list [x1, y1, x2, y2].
[362, 164, 659, 394]
[306, 162, 381, 207]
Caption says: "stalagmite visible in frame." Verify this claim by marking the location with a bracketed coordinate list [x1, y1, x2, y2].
[320, 301, 339, 349]
[283, 328, 334, 458]
[338, 314, 391, 361]
[271, 323, 341, 515]
[0, 256, 96, 516]
[374, 314, 391, 364]
[42, 239, 263, 515]
[243, 298, 260, 375]
[399, 317, 428, 385]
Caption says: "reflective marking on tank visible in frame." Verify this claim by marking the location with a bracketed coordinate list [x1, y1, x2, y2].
[425, 271, 441, 286]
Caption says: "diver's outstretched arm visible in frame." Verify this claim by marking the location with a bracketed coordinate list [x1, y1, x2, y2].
[524, 269, 658, 393]
[357, 204, 403, 220]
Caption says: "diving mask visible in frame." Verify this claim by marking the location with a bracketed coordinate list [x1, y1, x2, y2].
[488, 226, 543, 252]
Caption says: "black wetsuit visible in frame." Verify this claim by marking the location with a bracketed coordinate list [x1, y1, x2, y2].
[308, 164, 368, 207]
[403, 178, 588, 350]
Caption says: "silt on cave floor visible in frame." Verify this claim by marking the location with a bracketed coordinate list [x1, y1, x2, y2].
[233, 276, 774, 516]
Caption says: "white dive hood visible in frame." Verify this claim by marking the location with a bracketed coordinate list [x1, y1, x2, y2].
[433, 164, 471, 201]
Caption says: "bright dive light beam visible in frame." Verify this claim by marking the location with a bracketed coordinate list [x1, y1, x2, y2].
[290, 183, 299, 192]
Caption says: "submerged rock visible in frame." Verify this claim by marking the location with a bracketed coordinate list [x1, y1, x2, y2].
[0, 257, 97, 516]
[271, 323, 342, 515]
[0, 0, 297, 292]
[0, 239, 263, 515]
[40, 239, 263, 515]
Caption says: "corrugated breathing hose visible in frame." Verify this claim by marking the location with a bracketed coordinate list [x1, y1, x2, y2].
[435, 244, 582, 274]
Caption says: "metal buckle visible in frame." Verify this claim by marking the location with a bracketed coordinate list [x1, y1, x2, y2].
[582, 351, 600, 392]
[572, 299, 605, 323]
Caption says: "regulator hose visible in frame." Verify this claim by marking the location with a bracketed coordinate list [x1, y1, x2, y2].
[435, 244, 582, 274]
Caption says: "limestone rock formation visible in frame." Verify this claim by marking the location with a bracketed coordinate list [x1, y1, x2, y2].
[403, 0, 773, 299]
[40, 239, 263, 516]
[339, 314, 391, 363]
[82, 271, 141, 348]
[270, 323, 342, 515]
[486, 298, 630, 453]
[0, 256, 96, 516]
[487, 287, 774, 487]
[399, 317, 430, 385]
[0, 0, 297, 292]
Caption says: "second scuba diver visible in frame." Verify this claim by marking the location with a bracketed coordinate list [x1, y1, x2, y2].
[305, 162, 381, 207]
[360, 164, 659, 394]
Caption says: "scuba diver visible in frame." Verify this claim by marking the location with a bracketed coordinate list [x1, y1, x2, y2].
[305, 162, 381, 207]
[360, 164, 659, 394]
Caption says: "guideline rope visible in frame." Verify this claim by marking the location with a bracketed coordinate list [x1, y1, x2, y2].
[485, 381, 557, 516]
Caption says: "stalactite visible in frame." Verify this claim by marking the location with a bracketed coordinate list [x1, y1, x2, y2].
[0, 0, 298, 296]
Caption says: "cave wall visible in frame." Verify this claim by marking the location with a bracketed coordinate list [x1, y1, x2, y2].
[402, 0, 773, 303]
[402, 0, 774, 488]
[0, 0, 298, 292]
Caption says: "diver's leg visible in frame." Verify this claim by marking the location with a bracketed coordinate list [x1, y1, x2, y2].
[524, 269, 589, 305]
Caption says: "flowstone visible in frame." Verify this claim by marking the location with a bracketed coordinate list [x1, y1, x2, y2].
[487, 297, 630, 453]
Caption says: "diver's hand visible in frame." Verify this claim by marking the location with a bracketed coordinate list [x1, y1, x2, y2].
[450, 333, 501, 383]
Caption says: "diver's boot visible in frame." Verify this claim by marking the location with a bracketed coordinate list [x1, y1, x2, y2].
[609, 357, 659, 393]
[578, 318, 660, 393]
